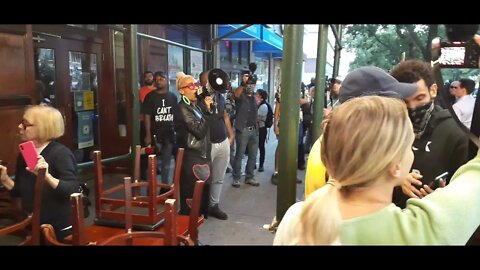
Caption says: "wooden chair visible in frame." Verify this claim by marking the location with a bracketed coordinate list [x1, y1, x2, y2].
[93, 147, 184, 230]
[60, 176, 194, 246]
[0, 168, 46, 245]
[41, 192, 87, 246]
[62, 147, 205, 245]
[175, 180, 205, 244]
[99, 177, 193, 246]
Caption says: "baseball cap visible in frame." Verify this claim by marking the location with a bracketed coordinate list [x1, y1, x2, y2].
[338, 66, 418, 104]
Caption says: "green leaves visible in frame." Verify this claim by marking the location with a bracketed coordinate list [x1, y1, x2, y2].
[344, 24, 436, 71]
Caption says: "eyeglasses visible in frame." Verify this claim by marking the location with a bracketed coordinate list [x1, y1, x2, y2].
[450, 86, 458, 89]
[180, 82, 200, 90]
[20, 119, 34, 130]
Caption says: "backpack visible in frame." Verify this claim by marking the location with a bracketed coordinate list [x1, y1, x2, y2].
[265, 102, 274, 128]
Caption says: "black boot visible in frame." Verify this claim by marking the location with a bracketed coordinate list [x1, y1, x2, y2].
[208, 204, 228, 220]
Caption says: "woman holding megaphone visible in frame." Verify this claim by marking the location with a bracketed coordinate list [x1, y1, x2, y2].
[175, 72, 213, 217]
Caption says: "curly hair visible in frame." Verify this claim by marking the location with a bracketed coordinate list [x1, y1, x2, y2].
[390, 59, 435, 87]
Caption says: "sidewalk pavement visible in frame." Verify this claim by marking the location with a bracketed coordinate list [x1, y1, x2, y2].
[199, 130, 307, 245]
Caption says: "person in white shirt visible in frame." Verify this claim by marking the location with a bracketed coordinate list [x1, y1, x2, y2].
[452, 79, 476, 129]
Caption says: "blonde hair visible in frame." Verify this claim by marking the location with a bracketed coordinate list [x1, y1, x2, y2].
[24, 104, 65, 142]
[298, 96, 413, 244]
[176, 72, 194, 91]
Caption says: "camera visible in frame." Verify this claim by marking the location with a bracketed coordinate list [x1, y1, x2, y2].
[432, 24, 480, 68]
[436, 40, 479, 68]
[244, 63, 258, 85]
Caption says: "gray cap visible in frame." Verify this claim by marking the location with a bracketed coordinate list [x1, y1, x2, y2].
[338, 66, 418, 104]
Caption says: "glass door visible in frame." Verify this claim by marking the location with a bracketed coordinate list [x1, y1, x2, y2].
[34, 37, 102, 162]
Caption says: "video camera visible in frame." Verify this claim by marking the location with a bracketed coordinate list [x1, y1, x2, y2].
[244, 63, 258, 85]
[432, 24, 480, 68]
[196, 68, 230, 98]
[431, 24, 480, 150]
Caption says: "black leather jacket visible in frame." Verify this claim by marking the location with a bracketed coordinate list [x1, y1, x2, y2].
[176, 100, 212, 159]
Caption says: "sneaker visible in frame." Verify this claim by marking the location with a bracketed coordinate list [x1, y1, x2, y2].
[245, 178, 260, 186]
[258, 166, 264, 172]
[232, 179, 241, 188]
[208, 204, 228, 220]
[296, 178, 302, 184]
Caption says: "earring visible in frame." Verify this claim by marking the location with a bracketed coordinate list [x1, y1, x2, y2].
[182, 95, 191, 105]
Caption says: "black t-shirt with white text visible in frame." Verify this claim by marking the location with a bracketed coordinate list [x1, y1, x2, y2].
[199, 92, 227, 143]
[142, 90, 178, 142]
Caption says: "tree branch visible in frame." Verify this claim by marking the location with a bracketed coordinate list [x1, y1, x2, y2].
[372, 34, 390, 49]
[405, 25, 429, 60]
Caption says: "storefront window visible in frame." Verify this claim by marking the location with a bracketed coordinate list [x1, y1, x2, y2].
[113, 31, 127, 137]
[232, 41, 239, 64]
[220, 41, 230, 63]
[167, 27, 184, 44]
[34, 48, 56, 105]
[68, 51, 98, 149]
[230, 72, 240, 89]
[168, 45, 184, 99]
[240, 41, 249, 66]
[190, 51, 203, 80]
[187, 31, 202, 48]
[255, 59, 269, 91]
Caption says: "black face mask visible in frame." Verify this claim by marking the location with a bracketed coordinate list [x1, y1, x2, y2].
[408, 101, 435, 138]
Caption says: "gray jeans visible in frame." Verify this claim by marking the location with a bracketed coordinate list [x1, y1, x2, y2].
[232, 127, 258, 181]
[209, 138, 230, 206]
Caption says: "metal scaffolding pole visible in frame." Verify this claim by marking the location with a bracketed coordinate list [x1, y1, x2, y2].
[311, 25, 329, 143]
[332, 24, 343, 79]
[276, 24, 304, 222]
[128, 24, 140, 164]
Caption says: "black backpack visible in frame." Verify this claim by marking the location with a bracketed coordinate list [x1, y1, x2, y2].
[265, 102, 274, 128]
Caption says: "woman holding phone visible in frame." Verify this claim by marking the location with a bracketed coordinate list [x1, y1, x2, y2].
[275, 96, 480, 245]
[0, 104, 79, 242]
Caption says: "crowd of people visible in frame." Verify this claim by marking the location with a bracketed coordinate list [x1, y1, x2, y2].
[275, 61, 480, 245]
[2, 57, 480, 245]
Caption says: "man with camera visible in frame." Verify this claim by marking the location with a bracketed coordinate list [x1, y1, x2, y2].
[231, 63, 260, 187]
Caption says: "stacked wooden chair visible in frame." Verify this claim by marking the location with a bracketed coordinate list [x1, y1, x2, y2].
[0, 168, 46, 245]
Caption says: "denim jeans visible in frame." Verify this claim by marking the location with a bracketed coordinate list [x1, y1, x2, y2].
[232, 127, 258, 181]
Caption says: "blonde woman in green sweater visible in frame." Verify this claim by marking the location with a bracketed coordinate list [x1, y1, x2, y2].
[274, 95, 480, 245]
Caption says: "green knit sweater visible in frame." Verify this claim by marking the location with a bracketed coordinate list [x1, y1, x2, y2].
[275, 153, 480, 245]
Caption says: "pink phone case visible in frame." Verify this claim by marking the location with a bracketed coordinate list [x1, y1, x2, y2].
[19, 141, 38, 171]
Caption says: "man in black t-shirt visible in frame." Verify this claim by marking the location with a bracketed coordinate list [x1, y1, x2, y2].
[142, 71, 178, 186]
